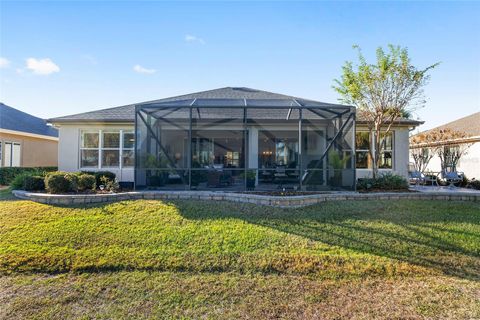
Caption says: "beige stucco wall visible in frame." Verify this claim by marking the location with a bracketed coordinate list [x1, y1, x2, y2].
[0, 132, 58, 167]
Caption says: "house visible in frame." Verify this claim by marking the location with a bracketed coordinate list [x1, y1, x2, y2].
[0, 103, 58, 167]
[410, 112, 480, 179]
[48, 87, 421, 190]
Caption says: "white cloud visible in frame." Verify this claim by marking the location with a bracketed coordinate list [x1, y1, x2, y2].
[133, 64, 156, 74]
[0, 57, 10, 68]
[25, 58, 60, 75]
[185, 34, 206, 45]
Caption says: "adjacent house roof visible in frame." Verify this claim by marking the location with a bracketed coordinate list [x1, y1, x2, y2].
[48, 87, 421, 126]
[419, 112, 480, 137]
[0, 103, 58, 138]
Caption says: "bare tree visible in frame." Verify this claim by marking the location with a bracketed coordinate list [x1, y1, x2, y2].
[410, 128, 472, 172]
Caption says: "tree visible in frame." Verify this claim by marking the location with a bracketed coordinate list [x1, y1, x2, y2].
[333, 45, 439, 178]
[410, 128, 472, 173]
[428, 129, 472, 172]
[410, 131, 439, 173]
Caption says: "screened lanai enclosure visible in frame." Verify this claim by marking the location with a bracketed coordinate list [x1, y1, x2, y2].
[135, 98, 356, 191]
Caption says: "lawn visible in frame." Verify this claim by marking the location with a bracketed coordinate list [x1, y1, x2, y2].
[0, 195, 479, 319]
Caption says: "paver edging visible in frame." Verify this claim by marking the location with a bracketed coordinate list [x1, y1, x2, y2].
[11, 190, 479, 208]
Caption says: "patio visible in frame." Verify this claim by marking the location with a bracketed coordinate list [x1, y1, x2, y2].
[410, 185, 480, 194]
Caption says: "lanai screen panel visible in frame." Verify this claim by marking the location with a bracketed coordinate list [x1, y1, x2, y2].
[135, 106, 190, 190]
[135, 99, 355, 191]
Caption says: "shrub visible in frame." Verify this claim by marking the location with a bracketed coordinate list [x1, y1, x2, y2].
[81, 171, 116, 186]
[23, 176, 45, 191]
[10, 172, 34, 190]
[357, 173, 408, 191]
[0, 167, 57, 185]
[44, 172, 78, 194]
[77, 174, 96, 191]
[469, 179, 480, 190]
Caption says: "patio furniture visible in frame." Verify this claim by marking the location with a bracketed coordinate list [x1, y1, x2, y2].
[437, 170, 464, 188]
[409, 170, 426, 185]
[274, 165, 288, 183]
[423, 171, 439, 186]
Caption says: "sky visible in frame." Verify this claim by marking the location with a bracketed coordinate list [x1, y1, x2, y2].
[0, 1, 479, 132]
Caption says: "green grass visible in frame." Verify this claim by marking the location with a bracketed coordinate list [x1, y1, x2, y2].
[0, 197, 479, 318]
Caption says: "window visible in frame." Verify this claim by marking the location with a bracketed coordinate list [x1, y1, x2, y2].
[80, 131, 99, 167]
[355, 131, 393, 169]
[379, 132, 393, 169]
[80, 130, 134, 168]
[102, 131, 120, 167]
[355, 132, 371, 169]
[122, 131, 135, 167]
[3, 142, 21, 167]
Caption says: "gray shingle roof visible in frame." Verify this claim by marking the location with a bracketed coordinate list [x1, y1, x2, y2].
[48, 86, 421, 125]
[48, 87, 351, 123]
[417, 112, 480, 137]
[0, 103, 58, 138]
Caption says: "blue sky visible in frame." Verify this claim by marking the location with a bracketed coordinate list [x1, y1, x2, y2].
[0, 1, 479, 131]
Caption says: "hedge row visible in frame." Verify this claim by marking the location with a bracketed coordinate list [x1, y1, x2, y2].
[10, 171, 116, 194]
[0, 167, 57, 185]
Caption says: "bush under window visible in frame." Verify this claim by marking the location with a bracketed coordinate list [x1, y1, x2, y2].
[357, 173, 408, 191]
[44, 172, 78, 194]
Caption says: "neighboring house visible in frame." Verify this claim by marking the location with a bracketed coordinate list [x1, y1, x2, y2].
[0, 103, 58, 168]
[410, 112, 480, 179]
[49, 87, 421, 190]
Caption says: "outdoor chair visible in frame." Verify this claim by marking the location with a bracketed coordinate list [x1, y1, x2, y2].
[408, 170, 426, 185]
[438, 170, 464, 188]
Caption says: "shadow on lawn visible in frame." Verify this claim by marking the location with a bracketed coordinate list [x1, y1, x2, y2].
[175, 200, 480, 280]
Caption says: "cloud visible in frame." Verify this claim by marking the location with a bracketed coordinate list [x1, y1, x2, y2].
[0, 57, 10, 68]
[25, 58, 60, 75]
[133, 64, 156, 74]
[185, 34, 206, 45]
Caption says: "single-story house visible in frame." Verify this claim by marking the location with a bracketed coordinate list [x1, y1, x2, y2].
[49, 87, 421, 191]
[410, 112, 480, 179]
[0, 103, 58, 168]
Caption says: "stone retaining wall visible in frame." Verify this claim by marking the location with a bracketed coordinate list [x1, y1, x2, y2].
[12, 190, 480, 208]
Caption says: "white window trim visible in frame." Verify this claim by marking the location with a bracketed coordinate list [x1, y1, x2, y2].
[2, 141, 21, 167]
[355, 131, 371, 169]
[121, 130, 135, 168]
[79, 130, 100, 169]
[355, 130, 395, 170]
[79, 129, 134, 170]
[101, 130, 121, 169]
[379, 132, 394, 169]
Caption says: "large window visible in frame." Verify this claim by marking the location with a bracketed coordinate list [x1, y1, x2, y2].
[355, 132, 371, 169]
[122, 131, 135, 167]
[355, 131, 393, 169]
[80, 131, 99, 167]
[80, 130, 134, 168]
[379, 132, 393, 169]
[102, 131, 120, 167]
